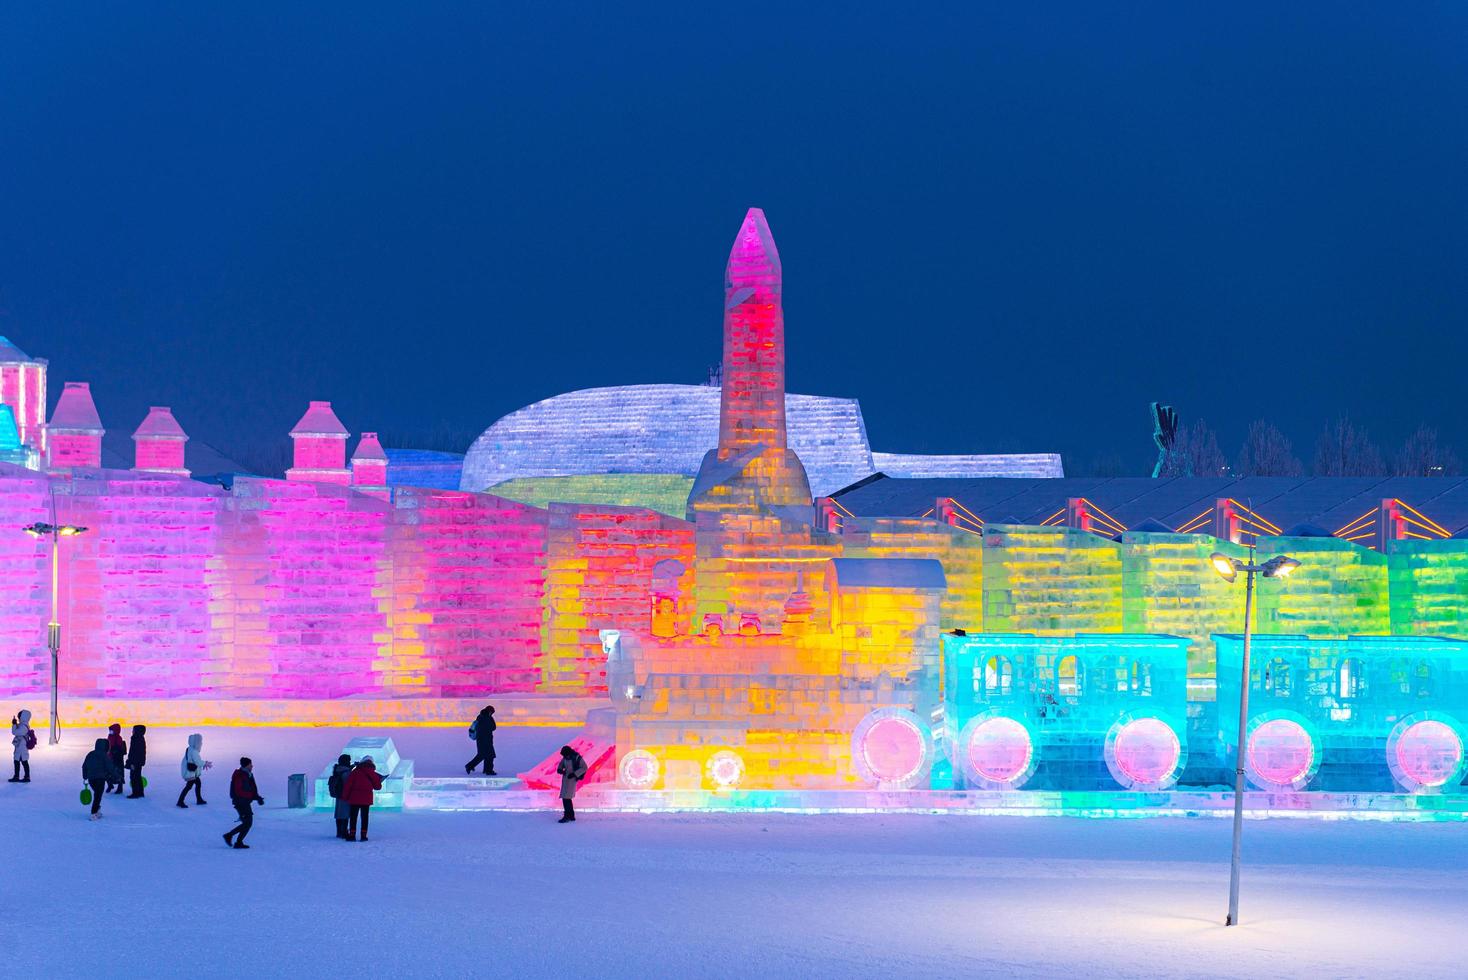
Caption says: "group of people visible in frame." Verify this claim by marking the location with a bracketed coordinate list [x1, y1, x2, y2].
[9, 702, 592, 847]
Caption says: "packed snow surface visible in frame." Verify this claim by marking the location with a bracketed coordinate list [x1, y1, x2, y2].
[5, 724, 1464, 978]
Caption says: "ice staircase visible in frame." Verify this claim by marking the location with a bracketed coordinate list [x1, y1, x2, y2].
[312, 736, 415, 811]
[517, 735, 616, 790]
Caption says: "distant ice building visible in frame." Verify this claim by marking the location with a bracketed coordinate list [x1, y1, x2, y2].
[461, 385, 1062, 500]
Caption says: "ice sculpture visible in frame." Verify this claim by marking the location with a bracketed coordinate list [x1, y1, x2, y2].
[312, 736, 414, 810]
[942, 633, 1191, 791]
[1216, 634, 1468, 793]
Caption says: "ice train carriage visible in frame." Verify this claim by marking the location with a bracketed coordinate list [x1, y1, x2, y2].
[1215, 634, 1468, 793]
[940, 632, 1193, 791]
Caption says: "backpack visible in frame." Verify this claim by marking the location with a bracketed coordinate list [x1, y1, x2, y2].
[327, 769, 344, 799]
[468, 721, 477, 740]
[24, 729, 36, 751]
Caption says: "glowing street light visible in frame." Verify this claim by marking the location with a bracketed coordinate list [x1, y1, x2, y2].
[23, 521, 89, 746]
[1210, 548, 1299, 927]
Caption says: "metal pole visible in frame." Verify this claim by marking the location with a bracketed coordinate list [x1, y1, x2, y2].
[1226, 564, 1255, 926]
[48, 530, 60, 746]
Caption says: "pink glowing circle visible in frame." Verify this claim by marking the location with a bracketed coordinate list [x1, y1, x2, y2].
[1247, 718, 1315, 788]
[1394, 720, 1464, 789]
[967, 717, 1033, 784]
[619, 750, 659, 790]
[1111, 718, 1181, 788]
[861, 716, 925, 783]
[705, 750, 744, 789]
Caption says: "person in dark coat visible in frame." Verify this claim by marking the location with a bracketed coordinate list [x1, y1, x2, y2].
[9, 710, 32, 783]
[464, 705, 497, 776]
[105, 724, 127, 794]
[223, 757, 264, 849]
[555, 745, 588, 824]
[82, 737, 121, 820]
[341, 757, 383, 842]
[125, 725, 147, 798]
[329, 754, 353, 839]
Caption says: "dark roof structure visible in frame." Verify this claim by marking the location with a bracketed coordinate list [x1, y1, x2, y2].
[830, 475, 1468, 539]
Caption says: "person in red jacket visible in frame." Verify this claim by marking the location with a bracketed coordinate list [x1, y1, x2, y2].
[340, 757, 383, 842]
[223, 757, 265, 850]
[105, 723, 127, 794]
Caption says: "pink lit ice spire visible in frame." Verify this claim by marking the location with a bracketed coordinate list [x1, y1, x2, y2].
[45, 381, 105, 470]
[132, 406, 190, 476]
[286, 400, 351, 484]
[718, 207, 786, 452]
[350, 431, 389, 496]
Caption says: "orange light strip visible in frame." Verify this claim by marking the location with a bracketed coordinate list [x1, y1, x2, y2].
[1226, 499, 1282, 534]
[951, 500, 985, 527]
[1175, 507, 1213, 533]
[1080, 498, 1129, 532]
[830, 499, 857, 519]
[1039, 508, 1065, 526]
[1397, 500, 1450, 537]
[1334, 507, 1378, 536]
[1400, 515, 1448, 538]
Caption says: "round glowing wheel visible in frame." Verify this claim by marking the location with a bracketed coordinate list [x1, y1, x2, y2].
[618, 749, 660, 790]
[1244, 713, 1319, 791]
[959, 713, 1036, 790]
[1386, 713, 1466, 793]
[851, 708, 932, 789]
[1104, 714, 1186, 791]
[705, 749, 745, 790]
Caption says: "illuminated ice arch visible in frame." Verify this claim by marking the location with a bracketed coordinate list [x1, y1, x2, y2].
[851, 708, 933, 789]
[1103, 714, 1188, 791]
[1386, 712, 1466, 794]
[1244, 711, 1321, 791]
[957, 711, 1037, 790]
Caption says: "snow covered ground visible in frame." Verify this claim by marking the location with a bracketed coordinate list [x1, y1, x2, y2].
[5, 723, 1465, 979]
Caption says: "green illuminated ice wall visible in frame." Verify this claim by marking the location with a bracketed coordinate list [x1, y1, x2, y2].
[1255, 536, 1390, 637]
[981, 525, 1122, 634]
[1388, 538, 1468, 638]
[1120, 532, 1248, 680]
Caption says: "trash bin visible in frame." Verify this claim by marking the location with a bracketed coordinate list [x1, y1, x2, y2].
[288, 773, 308, 809]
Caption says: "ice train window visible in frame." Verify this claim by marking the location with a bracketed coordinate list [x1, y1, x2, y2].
[1058, 655, 1081, 699]
[1263, 658, 1291, 698]
[1336, 658, 1362, 700]
[982, 656, 1013, 697]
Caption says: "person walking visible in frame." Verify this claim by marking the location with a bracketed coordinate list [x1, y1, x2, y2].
[82, 737, 121, 821]
[106, 723, 127, 794]
[555, 744, 588, 824]
[328, 754, 353, 839]
[177, 732, 210, 808]
[126, 725, 147, 798]
[464, 704, 497, 776]
[223, 757, 264, 849]
[341, 757, 383, 842]
[9, 710, 32, 783]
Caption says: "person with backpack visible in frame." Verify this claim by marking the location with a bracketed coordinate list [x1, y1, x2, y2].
[328, 754, 352, 839]
[126, 725, 147, 798]
[555, 744, 588, 824]
[105, 723, 127, 794]
[223, 757, 264, 849]
[177, 732, 210, 808]
[464, 704, 497, 776]
[9, 710, 33, 783]
[341, 757, 383, 842]
[82, 737, 121, 820]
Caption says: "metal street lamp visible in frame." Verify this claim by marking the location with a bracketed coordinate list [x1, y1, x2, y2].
[1210, 549, 1299, 927]
[23, 521, 88, 745]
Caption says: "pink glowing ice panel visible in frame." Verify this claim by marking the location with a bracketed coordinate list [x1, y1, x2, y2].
[1247, 718, 1315, 788]
[1111, 717, 1180, 787]
[1393, 720, 1463, 789]
[967, 717, 1032, 784]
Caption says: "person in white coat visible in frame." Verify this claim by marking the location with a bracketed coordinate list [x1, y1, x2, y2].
[9, 710, 32, 783]
[176, 732, 210, 808]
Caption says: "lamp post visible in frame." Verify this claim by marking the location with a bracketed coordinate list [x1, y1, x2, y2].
[23, 521, 88, 745]
[1210, 549, 1299, 927]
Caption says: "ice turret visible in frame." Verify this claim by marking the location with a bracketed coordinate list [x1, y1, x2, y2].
[46, 381, 104, 470]
[133, 406, 190, 476]
[286, 400, 351, 484]
[350, 431, 389, 497]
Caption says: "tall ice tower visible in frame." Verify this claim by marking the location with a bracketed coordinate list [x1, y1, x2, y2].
[687, 209, 835, 629]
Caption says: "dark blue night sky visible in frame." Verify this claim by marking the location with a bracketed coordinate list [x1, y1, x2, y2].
[2, 4, 1466, 474]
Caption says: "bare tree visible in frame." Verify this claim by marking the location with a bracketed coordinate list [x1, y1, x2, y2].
[1313, 417, 1385, 476]
[1158, 419, 1228, 477]
[1394, 425, 1462, 477]
[1236, 420, 1304, 477]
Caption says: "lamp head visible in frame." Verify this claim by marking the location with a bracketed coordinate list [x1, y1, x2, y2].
[58, 525, 88, 537]
[22, 522, 52, 538]
[1210, 552, 1239, 583]
[1262, 555, 1300, 579]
